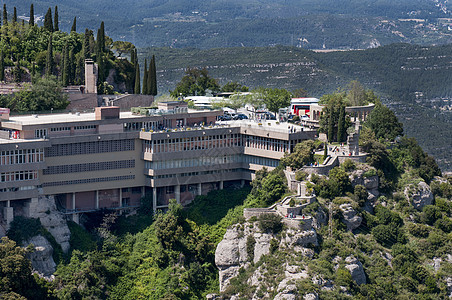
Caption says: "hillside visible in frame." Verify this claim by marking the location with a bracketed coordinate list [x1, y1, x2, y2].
[144, 44, 452, 171]
[6, 0, 452, 49]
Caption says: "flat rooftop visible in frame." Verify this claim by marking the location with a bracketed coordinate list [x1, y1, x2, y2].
[218, 119, 316, 133]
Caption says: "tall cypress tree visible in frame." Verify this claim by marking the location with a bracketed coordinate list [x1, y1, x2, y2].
[327, 109, 334, 142]
[71, 17, 76, 32]
[62, 43, 69, 86]
[54, 6, 59, 31]
[337, 105, 346, 143]
[134, 62, 141, 94]
[150, 55, 157, 96]
[29, 4, 34, 26]
[12, 7, 17, 24]
[146, 60, 152, 95]
[142, 59, 148, 95]
[3, 4, 8, 26]
[130, 48, 136, 66]
[45, 35, 54, 76]
[98, 22, 105, 53]
[83, 29, 91, 59]
[69, 48, 75, 84]
[0, 52, 4, 82]
[44, 8, 53, 32]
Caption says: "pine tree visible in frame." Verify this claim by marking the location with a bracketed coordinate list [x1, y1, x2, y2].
[62, 44, 69, 86]
[44, 8, 53, 32]
[12, 7, 17, 24]
[3, 4, 8, 26]
[337, 105, 345, 143]
[71, 17, 76, 32]
[0, 52, 4, 81]
[45, 35, 54, 76]
[83, 29, 91, 59]
[150, 55, 157, 96]
[54, 6, 59, 31]
[134, 62, 141, 94]
[29, 4, 34, 26]
[142, 59, 148, 95]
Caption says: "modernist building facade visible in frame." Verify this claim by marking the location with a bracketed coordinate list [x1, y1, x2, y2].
[0, 103, 315, 225]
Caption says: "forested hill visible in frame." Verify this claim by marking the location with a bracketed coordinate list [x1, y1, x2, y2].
[145, 44, 452, 171]
[8, 0, 452, 49]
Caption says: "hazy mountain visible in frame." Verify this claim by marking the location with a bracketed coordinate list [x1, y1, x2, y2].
[7, 0, 452, 49]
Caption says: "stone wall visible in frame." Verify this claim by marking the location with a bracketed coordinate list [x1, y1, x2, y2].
[104, 94, 154, 110]
[66, 93, 99, 111]
[243, 208, 277, 220]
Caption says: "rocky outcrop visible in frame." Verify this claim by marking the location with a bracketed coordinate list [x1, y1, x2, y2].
[349, 167, 380, 204]
[339, 204, 362, 231]
[32, 196, 71, 253]
[24, 235, 56, 277]
[404, 181, 433, 210]
[344, 256, 366, 285]
[281, 228, 318, 248]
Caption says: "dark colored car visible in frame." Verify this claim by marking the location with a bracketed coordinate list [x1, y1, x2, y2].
[264, 112, 276, 120]
[218, 115, 232, 121]
[233, 113, 249, 120]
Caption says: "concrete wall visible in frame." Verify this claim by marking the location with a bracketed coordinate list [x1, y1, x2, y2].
[243, 208, 277, 220]
[105, 94, 154, 111]
[66, 94, 99, 111]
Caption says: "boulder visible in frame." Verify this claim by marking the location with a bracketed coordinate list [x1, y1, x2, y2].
[303, 293, 319, 300]
[24, 235, 56, 277]
[344, 256, 366, 285]
[404, 181, 433, 210]
[339, 204, 362, 231]
[33, 196, 71, 253]
[281, 228, 318, 248]
[253, 232, 273, 263]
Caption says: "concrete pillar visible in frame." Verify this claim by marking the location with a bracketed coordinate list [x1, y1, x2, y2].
[72, 193, 76, 210]
[141, 186, 145, 198]
[72, 213, 80, 224]
[241, 179, 245, 188]
[175, 185, 180, 204]
[3, 206, 14, 228]
[24, 197, 38, 218]
[153, 187, 157, 212]
[219, 181, 224, 190]
[95, 190, 99, 209]
[119, 188, 123, 208]
[197, 183, 202, 196]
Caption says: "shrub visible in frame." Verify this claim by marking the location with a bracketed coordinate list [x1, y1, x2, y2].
[270, 238, 279, 253]
[258, 213, 283, 233]
[246, 235, 256, 262]
[354, 185, 368, 207]
[421, 205, 442, 225]
[341, 159, 356, 171]
[289, 199, 295, 207]
[295, 170, 308, 182]
[363, 168, 377, 178]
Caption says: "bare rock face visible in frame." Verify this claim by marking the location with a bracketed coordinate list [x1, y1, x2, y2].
[339, 204, 362, 231]
[33, 196, 71, 253]
[344, 256, 366, 285]
[24, 235, 56, 277]
[303, 293, 319, 300]
[281, 228, 318, 248]
[404, 181, 433, 210]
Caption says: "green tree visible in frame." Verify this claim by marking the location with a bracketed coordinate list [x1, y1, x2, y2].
[70, 17, 76, 32]
[337, 104, 346, 142]
[170, 67, 220, 97]
[149, 55, 157, 96]
[319, 92, 348, 142]
[0, 52, 4, 81]
[281, 140, 316, 169]
[365, 100, 403, 141]
[29, 4, 34, 26]
[83, 28, 91, 59]
[3, 4, 8, 26]
[142, 58, 148, 95]
[12, 7, 17, 24]
[134, 61, 141, 94]
[45, 35, 54, 76]
[97, 21, 105, 53]
[54, 6, 59, 31]
[43, 7, 53, 32]
[221, 81, 249, 92]
[255, 87, 291, 117]
[62, 44, 69, 86]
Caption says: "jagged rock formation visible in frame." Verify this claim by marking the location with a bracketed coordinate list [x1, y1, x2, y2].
[339, 203, 362, 231]
[349, 167, 380, 202]
[404, 181, 434, 210]
[31, 196, 71, 253]
[344, 256, 366, 285]
[24, 235, 56, 277]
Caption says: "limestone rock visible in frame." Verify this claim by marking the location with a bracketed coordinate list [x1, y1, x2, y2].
[24, 235, 56, 277]
[253, 232, 273, 263]
[344, 256, 366, 285]
[303, 293, 319, 300]
[404, 181, 433, 210]
[274, 284, 297, 300]
[446, 277, 452, 298]
[32, 196, 71, 253]
[281, 228, 318, 248]
[339, 204, 362, 231]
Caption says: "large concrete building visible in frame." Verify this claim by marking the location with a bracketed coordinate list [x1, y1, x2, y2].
[0, 103, 315, 225]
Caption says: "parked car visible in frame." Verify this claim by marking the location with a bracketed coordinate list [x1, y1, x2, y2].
[301, 115, 310, 121]
[218, 115, 232, 121]
[264, 112, 276, 120]
[233, 113, 249, 120]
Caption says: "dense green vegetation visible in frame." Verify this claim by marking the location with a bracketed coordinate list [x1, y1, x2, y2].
[6, 1, 451, 49]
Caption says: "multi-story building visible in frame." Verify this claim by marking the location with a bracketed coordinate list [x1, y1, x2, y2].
[0, 102, 316, 225]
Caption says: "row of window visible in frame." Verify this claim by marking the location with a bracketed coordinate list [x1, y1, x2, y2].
[143, 133, 242, 153]
[46, 139, 135, 157]
[0, 149, 44, 165]
[42, 175, 135, 187]
[0, 170, 38, 182]
[0, 186, 36, 193]
[145, 154, 279, 170]
[50, 127, 71, 132]
[244, 135, 290, 152]
[152, 168, 243, 179]
[43, 160, 135, 175]
[74, 125, 96, 130]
